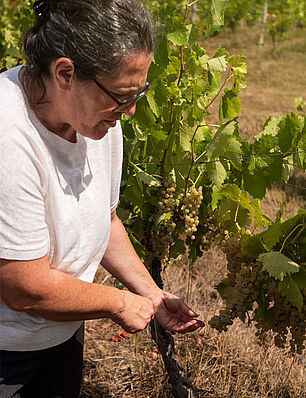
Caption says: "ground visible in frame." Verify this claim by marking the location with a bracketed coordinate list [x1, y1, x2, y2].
[80, 25, 305, 398]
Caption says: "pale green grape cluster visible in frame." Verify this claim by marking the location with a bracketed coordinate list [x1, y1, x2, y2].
[209, 237, 305, 354]
[145, 184, 204, 264]
[254, 280, 305, 355]
[200, 218, 225, 252]
[180, 186, 203, 241]
[145, 183, 178, 264]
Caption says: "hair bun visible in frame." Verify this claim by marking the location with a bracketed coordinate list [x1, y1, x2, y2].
[33, 0, 51, 18]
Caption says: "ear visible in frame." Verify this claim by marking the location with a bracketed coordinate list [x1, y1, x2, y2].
[52, 58, 75, 90]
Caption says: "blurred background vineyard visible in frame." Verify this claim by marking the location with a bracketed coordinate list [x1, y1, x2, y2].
[1, 1, 305, 396]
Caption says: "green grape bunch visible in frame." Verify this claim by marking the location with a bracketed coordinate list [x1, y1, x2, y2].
[209, 219, 306, 355]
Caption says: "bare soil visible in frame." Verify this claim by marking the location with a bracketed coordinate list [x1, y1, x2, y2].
[80, 25, 306, 397]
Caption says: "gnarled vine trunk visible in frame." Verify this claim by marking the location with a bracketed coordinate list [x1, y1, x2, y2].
[150, 257, 195, 398]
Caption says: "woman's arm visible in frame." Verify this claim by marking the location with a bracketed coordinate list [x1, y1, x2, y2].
[101, 211, 205, 333]
[101, 210, 161, 300]
[0, 255, 154, 334]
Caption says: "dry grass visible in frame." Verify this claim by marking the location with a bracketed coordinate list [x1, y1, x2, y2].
[80, 25, 305, 397]
[81, 250, 305, 397]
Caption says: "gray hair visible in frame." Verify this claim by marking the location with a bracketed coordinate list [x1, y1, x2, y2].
[24, 0, 155, 83]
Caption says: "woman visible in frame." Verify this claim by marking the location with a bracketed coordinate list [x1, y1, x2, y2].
[0, 0, 204, 396]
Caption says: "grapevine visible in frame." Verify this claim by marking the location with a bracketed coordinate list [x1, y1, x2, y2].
[120, 0, 305, 357]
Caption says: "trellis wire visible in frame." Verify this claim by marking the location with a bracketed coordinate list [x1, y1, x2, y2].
[132, 150, 306, 167]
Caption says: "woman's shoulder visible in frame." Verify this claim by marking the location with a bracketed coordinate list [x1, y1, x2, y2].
[0, 66, 29, 126]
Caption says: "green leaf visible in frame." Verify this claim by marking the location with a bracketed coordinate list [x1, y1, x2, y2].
[207, 161, 227, 187]
[207, 55, 228, 73]
[218, 183, 241, 201]
[251, 199, 267, 229]
[279, 275, 303, 312]
[292, 268, 306, 290]
[152, 37, 169, 68]
[243, 170, 269, 199]
[134, 100, 156, 127]
[247, 157, 269, 175]
[219, 89, 241, 122]
[224, 139, 243, 169]
[277, 113, 300, 152]
[261, 116, 281, 137]
[216, 278, 233, 300]
[258, 252, 300, 281]
[206, 120, 236, 160]
[133, 165, 161, 187]
[167, 23, 192, 46]
[240, 234, 266, 258]
[262, 221, 282, 250]
[177, 128, 191, 152]
[294, 96, 305, 112]
[205, 0, 228, 39]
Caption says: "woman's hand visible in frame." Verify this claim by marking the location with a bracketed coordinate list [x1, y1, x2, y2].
[111, 290, 155, 334]
[151, 291, 205, 333]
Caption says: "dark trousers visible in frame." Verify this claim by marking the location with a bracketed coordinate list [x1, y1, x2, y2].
[0, 324, 84, 398]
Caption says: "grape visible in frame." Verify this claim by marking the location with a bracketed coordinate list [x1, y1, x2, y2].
[208, 236, 305, 355]
[145, 184, 205, 264]
[182, 186, 203, 241]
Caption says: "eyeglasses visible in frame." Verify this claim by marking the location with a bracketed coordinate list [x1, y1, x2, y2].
[92, 79, 151, 112]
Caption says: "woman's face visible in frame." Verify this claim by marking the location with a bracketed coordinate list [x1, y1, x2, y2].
[67, 52, 152, 141]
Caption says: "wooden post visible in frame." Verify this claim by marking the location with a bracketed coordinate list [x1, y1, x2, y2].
[258, 2, 268, 46]
[191, 3, 197, 24]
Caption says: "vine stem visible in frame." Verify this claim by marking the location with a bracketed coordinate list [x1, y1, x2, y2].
[183, 124, 201, 200]
[160, 2, 189, 182]
[279, 223, 304, 253]
[206, 70, 232, 110]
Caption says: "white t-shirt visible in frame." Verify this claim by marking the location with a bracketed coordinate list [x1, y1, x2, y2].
[0, 66, 123, 351]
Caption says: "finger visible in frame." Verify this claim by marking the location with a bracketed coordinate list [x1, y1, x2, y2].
[171, 319, 197, 332]
[171, 319, 205, 333]
[164, 296, 199, 317]
[182, 320, 205, 333]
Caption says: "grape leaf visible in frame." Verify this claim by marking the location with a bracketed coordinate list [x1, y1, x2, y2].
[219, 89, 241, 122]
[277, 114, 295, 152]
[167, 23, 192, 46]
[243, 169, 270, 199]
[247, 157, 268, 175]
[218, 183, 241, 201]
[262, 221, 282, 250]
[224, 139, 243, 169]
[129, 232, 145, 259]
[133, 165, 161, 187]
[259, 116, 281, 138]
[240, 234, 266, 258]
[152, 37, 169, 68]
[279, 275, 303, 312]
[204, 0, 228, 39]
[258, 252, 300, 281]
[177, 128, 191, 153]
[207, 161, 227, 187]
[292, 268, 306, 290]
[206, 120, 236, 160]
[207, 56, 228, 73]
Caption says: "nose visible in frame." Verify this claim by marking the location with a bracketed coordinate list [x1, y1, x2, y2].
[121, 102, 137, 117]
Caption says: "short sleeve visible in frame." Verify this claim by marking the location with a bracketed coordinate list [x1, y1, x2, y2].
[0, 129, 49, 260]
[110, 123, 123, 213]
